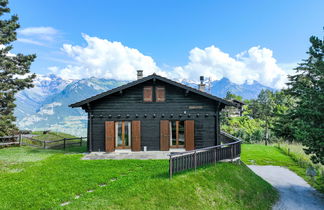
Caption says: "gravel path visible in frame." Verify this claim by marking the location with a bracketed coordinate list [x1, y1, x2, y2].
[248, 165, 324, 210]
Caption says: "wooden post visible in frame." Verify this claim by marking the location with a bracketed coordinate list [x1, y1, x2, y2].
[214, 148, 217, 164]
[18, 134, 22, 146]
[44, 141, 46, 149]
[64, 138, 66, 150]
[194, 151, 197, 172]
[169, 156, 173, 179]
[231, 144, 234, 161]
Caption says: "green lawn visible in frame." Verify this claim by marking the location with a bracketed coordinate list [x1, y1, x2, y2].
[0, 146, 277, 210]
[31, 131, 79, 141]
[241, 144, 324, 193]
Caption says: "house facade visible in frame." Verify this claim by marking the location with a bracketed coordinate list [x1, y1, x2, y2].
[70, 72, 234, 152]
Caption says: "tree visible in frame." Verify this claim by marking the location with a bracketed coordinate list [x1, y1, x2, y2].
[248, 90, 275, 145]
[272, 91, 296, 142]
[286, 34, 324, 164]
[0, 0, 36, 136]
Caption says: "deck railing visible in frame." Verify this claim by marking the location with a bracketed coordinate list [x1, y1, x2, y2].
[169, 131, 241, 178]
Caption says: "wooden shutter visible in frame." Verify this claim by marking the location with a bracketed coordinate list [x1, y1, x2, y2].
[160, 120, 170, 151]
[131, 120, 141, 151]
[156, 86, 165, 102]
[143, 86, 153, 102]
[105, 121, 115, 152]
[185, 120, 195, 151]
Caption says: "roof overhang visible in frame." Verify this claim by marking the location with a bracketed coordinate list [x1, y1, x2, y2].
[69, 74, 235, 108]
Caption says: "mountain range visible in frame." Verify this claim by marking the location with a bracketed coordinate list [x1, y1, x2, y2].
[14, 74, 275, 136]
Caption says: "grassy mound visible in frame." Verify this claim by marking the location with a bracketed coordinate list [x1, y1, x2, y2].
[0, 147, 277, 209]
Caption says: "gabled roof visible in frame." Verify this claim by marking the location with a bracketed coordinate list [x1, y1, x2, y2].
[69, 74, 235, 108]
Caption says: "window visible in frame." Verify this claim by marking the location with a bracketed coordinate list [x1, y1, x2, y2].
[115, 121, 131, 148]
[170, 121, 185, 147]
[156, 86, 165, 102]
[143, 86, 153, 102]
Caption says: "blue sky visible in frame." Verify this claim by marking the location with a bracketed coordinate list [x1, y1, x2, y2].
[9, 0, 324, 88]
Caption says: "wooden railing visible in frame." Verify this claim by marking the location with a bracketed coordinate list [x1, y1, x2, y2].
[22, 137, 86, 150]
[0, 135, 21, 147]
[169, 132, 241, 178]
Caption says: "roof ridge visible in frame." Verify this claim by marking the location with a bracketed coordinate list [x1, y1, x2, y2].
[69, 73, 234, 108]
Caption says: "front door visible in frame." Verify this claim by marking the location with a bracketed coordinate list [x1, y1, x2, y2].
[115, 121, 131, 149]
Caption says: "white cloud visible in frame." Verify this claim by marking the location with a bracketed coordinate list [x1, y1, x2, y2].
[19, 27, 58, 37]
[54, 34, 289, 89]
[17, 26, 59, 46]
[57, 34, 163, 80]
[173, 45, 288, 89]
[17, 38, 46, 46]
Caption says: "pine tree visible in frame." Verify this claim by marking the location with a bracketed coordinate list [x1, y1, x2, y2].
[0, 0, 36, 136]
[286, 34, 324, 164]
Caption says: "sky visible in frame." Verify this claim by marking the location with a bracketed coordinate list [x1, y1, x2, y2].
[8, 0, 324, 89]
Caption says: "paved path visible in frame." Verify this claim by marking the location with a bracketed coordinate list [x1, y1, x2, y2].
[83, 151, 172, 160]
[248, 165, 324, 210]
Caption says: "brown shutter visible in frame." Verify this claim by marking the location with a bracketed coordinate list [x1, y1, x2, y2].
[156, 86, 165, 102]
[105, 121, 115, 152]
[131, 120, 141, 151]
[185, 120, 195, 151]
[143, 86, 153, 102]
[160, 120, 170, 151]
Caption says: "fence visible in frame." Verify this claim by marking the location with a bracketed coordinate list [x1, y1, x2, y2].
[21, 137, 86, 150]
[169, 131, 241, 178]
[0, 135, 21, 147]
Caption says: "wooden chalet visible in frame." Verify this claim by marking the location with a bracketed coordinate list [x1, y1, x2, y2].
[70, 71, 235, 152]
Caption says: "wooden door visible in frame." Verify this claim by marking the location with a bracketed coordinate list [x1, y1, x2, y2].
[105, 121, 115, 152]
[131, 120, 141, 151]
[185, 120, 195, 151]
[160, 120, 170, 151]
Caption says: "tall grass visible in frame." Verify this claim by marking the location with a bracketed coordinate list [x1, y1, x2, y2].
[276, 142, 324, 192]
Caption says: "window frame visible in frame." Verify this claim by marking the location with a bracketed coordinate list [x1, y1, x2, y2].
[169, 120, 185, 148]
[115, 121, 131, 149]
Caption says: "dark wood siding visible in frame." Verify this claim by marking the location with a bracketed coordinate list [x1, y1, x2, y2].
[89, 80, 219, 151]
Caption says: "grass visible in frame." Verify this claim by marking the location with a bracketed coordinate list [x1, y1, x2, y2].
[31, 131, 78, 141]
[241, 144, 324, 193]
[0, 146, 278, 210]
[22, 131, 87, 150]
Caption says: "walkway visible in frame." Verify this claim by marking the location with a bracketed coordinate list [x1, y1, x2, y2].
[248, 165, 324, 210]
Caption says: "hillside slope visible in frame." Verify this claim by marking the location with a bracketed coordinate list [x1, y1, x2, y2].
[0, 147, 278, 209]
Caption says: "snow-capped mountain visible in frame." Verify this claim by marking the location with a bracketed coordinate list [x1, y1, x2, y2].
[14, 75, 274, 136]
[16, 77, 126, 136]
[14, 74, 72, 120]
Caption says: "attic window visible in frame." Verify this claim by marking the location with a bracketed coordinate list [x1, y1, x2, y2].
[156, 86, 165, 102]
[143, 86, 153, 102]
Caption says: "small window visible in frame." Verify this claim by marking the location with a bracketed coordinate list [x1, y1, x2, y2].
[156, 86, 165, 102]
[143, 86, 153, 102]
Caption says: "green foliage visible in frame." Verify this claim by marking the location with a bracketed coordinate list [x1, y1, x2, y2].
[222, 116, 265, 143]
[0, 147, 277, 209]
[225, 91, 243, 101]
[285, 35, 324, 164]
[0, 0, 36, 136]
